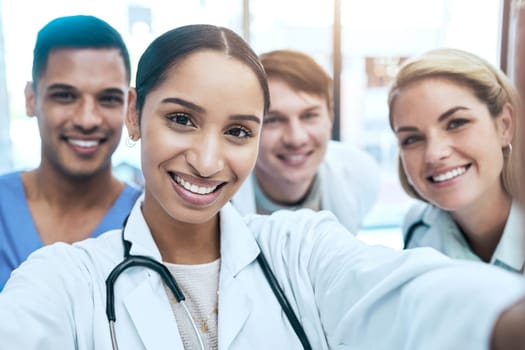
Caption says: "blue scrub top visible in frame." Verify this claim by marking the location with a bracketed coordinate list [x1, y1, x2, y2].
[0, 171, 141, 290]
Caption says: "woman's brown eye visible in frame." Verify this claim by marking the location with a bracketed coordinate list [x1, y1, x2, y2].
[227, 127, 251, 138]
[448, 119, 469, 129]
[167, 113, 194, 127]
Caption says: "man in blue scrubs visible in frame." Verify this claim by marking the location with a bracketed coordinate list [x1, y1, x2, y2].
[0, 15, 141, 289]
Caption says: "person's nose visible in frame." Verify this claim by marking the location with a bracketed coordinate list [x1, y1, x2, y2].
[185, 132, 225, 178]
[72, 97, 103, 132]
[282, 118, 308, 148]
[424, 134, 452, 165]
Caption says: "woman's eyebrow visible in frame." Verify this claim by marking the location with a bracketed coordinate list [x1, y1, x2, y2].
[230, 114, 261, 124]
[437, 106, 468, 122]
[395, 125, 419, 133]
[395, 106, 470, 133]
[161, 97, 205, 113]
[160, 97, 260, 124]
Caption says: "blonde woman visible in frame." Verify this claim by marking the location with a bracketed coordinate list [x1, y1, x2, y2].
[389, 48, 524, 273]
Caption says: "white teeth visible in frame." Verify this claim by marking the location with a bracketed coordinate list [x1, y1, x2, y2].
[69, 139, 99, 148]
[174, 175, 217, 195]
[283, 154, 305, 162]
[432, 166, 467, 183]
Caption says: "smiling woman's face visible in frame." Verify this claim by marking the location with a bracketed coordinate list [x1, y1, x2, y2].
[391, 78, 512, 212]
[127, 50, 265, 226]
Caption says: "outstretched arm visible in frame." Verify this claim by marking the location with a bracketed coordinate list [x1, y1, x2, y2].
[252, 209, 525, 349]
[492, 297, 525, 350]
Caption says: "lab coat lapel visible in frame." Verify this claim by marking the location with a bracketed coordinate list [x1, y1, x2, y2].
[121, 197, 262, 349]
[121, 197, 183, 349]
[124, 196, 163, 260]
[218, 269, 253, 349]
[217, 203, 260, 349]
[124, 276, 183, 350]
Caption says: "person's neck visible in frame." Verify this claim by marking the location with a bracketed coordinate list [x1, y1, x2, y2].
[255, 171, 313, 205]
[23, 163, 122, 211]
[451, 187, 512, 262]
[142, 192, 220, 265]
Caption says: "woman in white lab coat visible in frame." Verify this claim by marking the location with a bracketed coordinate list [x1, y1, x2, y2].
[1, 25, 525, 350]
[388, 49, 525, 273]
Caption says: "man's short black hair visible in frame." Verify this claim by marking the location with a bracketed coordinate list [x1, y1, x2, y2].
[32, 15, 131, 88]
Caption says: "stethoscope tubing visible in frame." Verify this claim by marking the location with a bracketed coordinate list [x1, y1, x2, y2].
[403, 220, 428, 249]
[257, 253, 313, 350]
[105, 244, 206, 350]
[105, 218, 311, 349]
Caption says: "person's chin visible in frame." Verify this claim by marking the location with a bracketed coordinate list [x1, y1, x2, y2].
[427, 192, 472, 212]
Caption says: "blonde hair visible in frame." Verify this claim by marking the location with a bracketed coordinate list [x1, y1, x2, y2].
[388, 48, 521, 201]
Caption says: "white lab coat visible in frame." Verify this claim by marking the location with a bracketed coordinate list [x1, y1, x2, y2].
[403, 201, 525, 273]
[232, 141, 381, 234]
[1, 197, 524, 349]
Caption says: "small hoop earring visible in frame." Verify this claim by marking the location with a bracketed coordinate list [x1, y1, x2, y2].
[504, 143, 512, 158]
[126, 135, 137, 148]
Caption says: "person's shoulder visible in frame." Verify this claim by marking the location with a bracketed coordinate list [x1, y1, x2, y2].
[4, 229, 123, 295]
[0, 171, 22, 187]
[7, 241, 90, 287]
[73, 228, 123, 261]
[0, 172, 25, 207]
[322, 141, 380, 186]
[402, 202, 447, 247]
[25, 228, 121, 261]
[245, 207, 338, 227]
[402, 202, 431, 230]
[244, 208, 350, 245]
[320, 141, 381, 224]
[324, 141, 379, 169]
[243, 209, 365, 279]
[403, 202, 444, 225]
[112, 182, 142, 212]
[22, 229, 123, 273]
[122, 182, 143, 199]
[404, 201, 429, 219]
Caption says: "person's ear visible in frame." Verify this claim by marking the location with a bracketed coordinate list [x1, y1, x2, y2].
[24, 81, 36, 117]
[497, 102, 515, 146]
[125, 88, 140, 141]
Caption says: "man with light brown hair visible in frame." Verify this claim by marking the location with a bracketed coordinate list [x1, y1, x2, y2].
[233, 50, 380, 233]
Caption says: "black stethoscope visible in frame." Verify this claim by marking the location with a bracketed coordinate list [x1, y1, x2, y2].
[105, 218, 312, 350]
[403, 220, 429, 249]
[404, 219, 525, 273]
